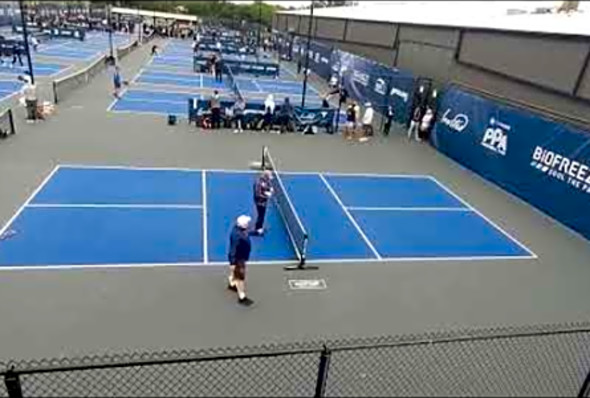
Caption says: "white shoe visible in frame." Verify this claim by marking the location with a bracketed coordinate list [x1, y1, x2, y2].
[359, 137, 369, 142]
[256, 228, 264, 235]
[233, 129, 239, 134]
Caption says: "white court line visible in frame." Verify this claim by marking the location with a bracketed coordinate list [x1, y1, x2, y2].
[140, 73, 201, 83]
[428, 176, 538, 259]
[55, 165, 433, 179]
[106, 87, 128, 112]
[319, 173, 382, 260]
[0, 165, 61, 238]
[116, 97, 187, 105]
[202, 171, 209, 264]
[0, 254, 537, 272]
[130, 67, 144, 85]
[26, 204, 203, 210]
[347, 206, 471, 212]
[322, 171, 433, 179]
[108, 109, 185, 117]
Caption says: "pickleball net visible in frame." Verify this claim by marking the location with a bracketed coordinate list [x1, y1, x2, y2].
[226, 65, 244, 102]
[261, 146, 313, 269]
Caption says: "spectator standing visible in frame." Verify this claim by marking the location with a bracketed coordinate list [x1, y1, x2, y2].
[278, 97, 294, 134]
[383, 106, 394, 136]
[419, 108, 434, 141]
[262, 94, 275, 132]
[214, 57, 223, 83]
[210, 90, 221, 129]
[344, 102, 357, 140]
[233, 97, 246, 133]
[11, 43, 23, 67]
[359, 102, 374, 142]
[353, 101, 361, 138]
[329, 74, 338, 89]
[20, 75, 37, 123]
[408, 106, 423, 141]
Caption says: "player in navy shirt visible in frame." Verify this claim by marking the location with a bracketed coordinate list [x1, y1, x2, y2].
[253, 170, 273, 235]
[228, 215, 253, 306]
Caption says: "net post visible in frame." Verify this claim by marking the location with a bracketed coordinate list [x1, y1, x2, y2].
[8, 109, 15, 135]
[52, 80, 58, 104]
[4, 367, 23, 398]
[314, 345, 332, 398]
[261, 145, 267, 170]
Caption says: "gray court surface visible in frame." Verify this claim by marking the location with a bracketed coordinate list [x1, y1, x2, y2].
[0, 40, 589, 363]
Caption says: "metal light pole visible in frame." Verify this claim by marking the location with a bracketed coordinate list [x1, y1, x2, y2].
[137, 7, 142, 43]
[18, 0, 34, 84]
[300, 1, 314, 108]
[257, 0, 262, 50]
[107, 3, 114, 59]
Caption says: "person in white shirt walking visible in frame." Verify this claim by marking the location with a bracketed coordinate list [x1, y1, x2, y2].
[19, 75, 37, 123]
[359, 102, 374, 142]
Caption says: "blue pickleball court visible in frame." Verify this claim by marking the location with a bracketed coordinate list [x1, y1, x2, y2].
[0, 165, 535, 269]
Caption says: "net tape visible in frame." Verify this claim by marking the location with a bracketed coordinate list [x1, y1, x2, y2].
[261, 146, 308, 265]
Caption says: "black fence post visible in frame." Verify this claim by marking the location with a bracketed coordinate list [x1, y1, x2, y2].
[314, 345, 331, 398]
[4, 368, 23, 398]
[578, 366, 590, 398]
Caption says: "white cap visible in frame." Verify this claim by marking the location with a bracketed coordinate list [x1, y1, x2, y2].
[236, 215, 251, 228]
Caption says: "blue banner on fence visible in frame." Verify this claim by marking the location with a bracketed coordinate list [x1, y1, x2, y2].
[431, 85, 590, 240]
[333, 49, 415, 124]
[307, 41, 333, 81]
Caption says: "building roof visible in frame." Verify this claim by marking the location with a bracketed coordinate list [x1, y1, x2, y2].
[278, 1, 590, 37]
[111, 6, 199, 23]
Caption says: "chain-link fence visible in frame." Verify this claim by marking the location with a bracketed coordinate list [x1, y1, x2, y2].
[2, 322, 590, 397]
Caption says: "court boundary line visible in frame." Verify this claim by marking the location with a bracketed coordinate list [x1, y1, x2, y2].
[55, 164, 435, 179]
[202, 171, 209, 264]
[0, 254, 538, 272]
[106, 87, 128, 112]
[319, 173, 382, 260]
[139, 72, 202, 83]
[26, 204, 203, 210]
[108, 109, 186, 117]
[347, 206, 471, 212]
[114, 97, 189, 105]
[428, 176, 538, 259]
[0, 165, 61, 238]
[0, 165, 538, 269]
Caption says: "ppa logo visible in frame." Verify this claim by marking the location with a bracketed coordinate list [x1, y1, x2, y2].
[374, 78, 387, 95]
[481, 117, 510, 156]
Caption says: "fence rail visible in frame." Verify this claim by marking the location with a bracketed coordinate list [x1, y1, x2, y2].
[2, 321, 590, 397]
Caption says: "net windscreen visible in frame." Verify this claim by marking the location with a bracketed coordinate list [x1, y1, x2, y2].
[53, 54, 107, 103]
[261, 146, 308, 265]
